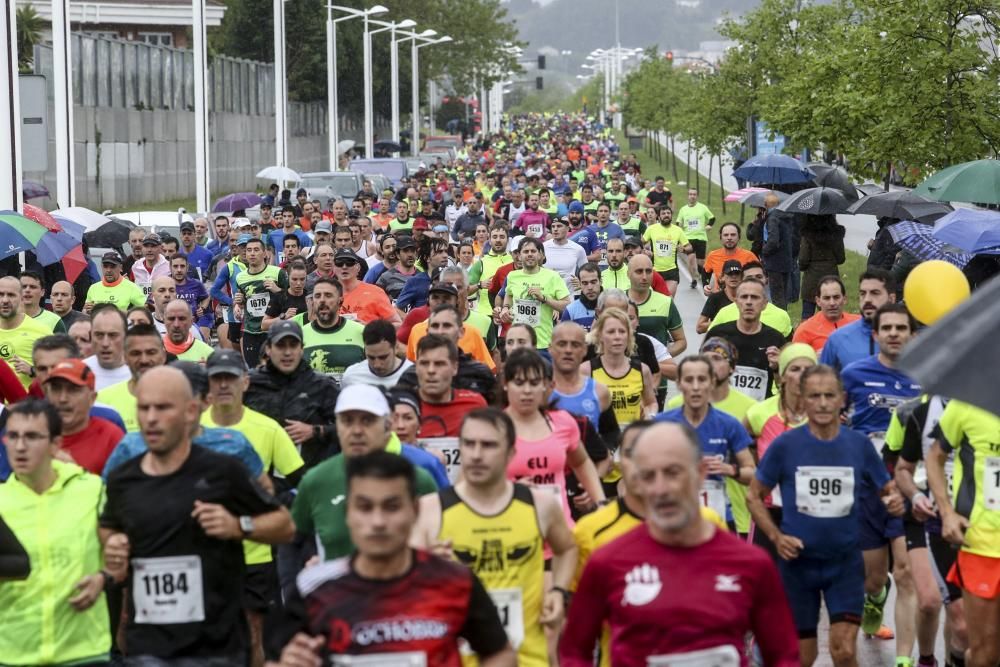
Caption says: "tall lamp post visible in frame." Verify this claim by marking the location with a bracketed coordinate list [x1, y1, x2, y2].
[0, 0, 21, 211]
[367, 18, 416, 154]
[412, 35, 452, 152]
[394, 28, 438, 154]
[327, 4, 387, 170]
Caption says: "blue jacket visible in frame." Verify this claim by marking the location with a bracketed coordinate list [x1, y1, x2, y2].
[394, 272, 432, 311]
[819, 317, 878, 372]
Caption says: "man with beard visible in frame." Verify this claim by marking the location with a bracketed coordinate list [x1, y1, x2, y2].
[396, 238, 451, 312]
[96, 323, 167, 431]
[363, 234, 399, 284]
[600, 238, 630, 291]
[376, 235, 418, 300]
[793, 276, 861, 353]
[703, 223, 759, 294]
[514, 191, 551, 239]
[561, 263, 602, 331]
[162, 299, 214, 363]
[642, 206, 693, 295]
[544, 217, 588, 295]
[819, 269, 896, 372]
[0, 276, 52, 389]
[302, 278, 365, 384]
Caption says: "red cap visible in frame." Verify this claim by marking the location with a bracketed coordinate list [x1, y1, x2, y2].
[413, 218, 430, 230]
[44, 359, 95, 390]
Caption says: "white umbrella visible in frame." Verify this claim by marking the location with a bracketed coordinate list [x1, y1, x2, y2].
[337, 139, 356, 156]
[256, 166, 302, 182]
[50, 206, 112, 232]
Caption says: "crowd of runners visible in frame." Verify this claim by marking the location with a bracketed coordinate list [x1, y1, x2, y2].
[0, 112, 998, 667]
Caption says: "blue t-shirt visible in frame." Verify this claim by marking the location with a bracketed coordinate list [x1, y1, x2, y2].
[91, 405, 126, 432]
[181, 244, 214, 279]
[756, 425, 890, 559]
[175, 277, 210, 318]
[101, 427, 264, 480]
[587, 222, 625, 252]
[570, 227, 600, 255]
[560, 299, 596, 330]
[400, 443, 450, 489]
[654, 406, 752, 481]
[267, 228, 312, 264]
[395, 272, 432, 311]
[841, 355, 921, 437]
[819, 318, 878, 372]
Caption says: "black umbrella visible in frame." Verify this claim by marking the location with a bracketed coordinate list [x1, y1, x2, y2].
[374, 141, 403, 153]
[776, 187, 852, 215]
[846, 191, 953, 223]
[84, 218, 135, 248]
[897, 276, 1000, 415]
[807, 163, 859, 201]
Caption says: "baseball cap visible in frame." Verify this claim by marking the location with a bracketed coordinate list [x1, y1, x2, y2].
[101, 251, 123, 266]
[722, 259, 744, 275]
[45, 359, 95, 390]
[267, 320, 303, 344]
[170, 361, 209, 398]
[296, 188, 307, 196]
[314, 220, 334, 234]
[142, 233, 162, 246]
[623, 236, 641, 248]
[568, 201, 585, 214]
[429, 282, 459, 298]
[236, 233, 252, 246]
[206, 349, 247, 377]
[260, 201, 272, 209]
[396, 235, 417, 250]
[179, 221, 195, 233]
[413, 219, 430, 231]
[333, 248, 362, 264]
[432, 224, 449, 234]
[232, 217, 251, 229]
[335, 384, 390, 417]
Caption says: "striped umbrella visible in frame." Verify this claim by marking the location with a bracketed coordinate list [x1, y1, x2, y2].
[0, 210, 49, 260]
[724, 186, 769, 203]
[889, 220, 976, 268]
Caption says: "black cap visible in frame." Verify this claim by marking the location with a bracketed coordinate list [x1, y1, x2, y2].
[260, 201, 272, 209]
[142, 233, 161, 246]
[388, 389, 421, 419]
[623, 236, 641, 248]
[169, 360, 208, 398]
[333, 248, 362, 264]
[267, 320, 303, 344]
[396, 235, 417, 250]
[723, 259, 744, 275]
[101, 251, 122, 265]
[206, 349, 247, 377]
[429, 282, 459, 298]
[179, 221, 195, 232]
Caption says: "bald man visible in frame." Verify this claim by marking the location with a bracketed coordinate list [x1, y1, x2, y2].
[100, 366, 293, 661]
[50, 280, 87, 329]
[0, 275, 51, 388]
[163, 299, 214, 364]
[627, 253, 686, 357]
[562, 422, 800, 666]
[550, 321, 615, 437]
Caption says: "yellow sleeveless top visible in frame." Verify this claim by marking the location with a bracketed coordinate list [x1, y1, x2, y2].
[438, 484, 548, 667]
[591, 356, 644, 427]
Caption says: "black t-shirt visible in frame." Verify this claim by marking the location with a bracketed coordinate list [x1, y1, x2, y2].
[100, 445, 282, 658]
[266, 289, 308, 321]
[701, 290, 733, 321]
[645, 189, 672, 207]
[267, 550, 509, 663]
[705, 321, 788, 399]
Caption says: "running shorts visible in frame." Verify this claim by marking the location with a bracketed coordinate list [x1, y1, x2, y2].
[778, 551, 865, 638]
[948, 550, 1000, 600]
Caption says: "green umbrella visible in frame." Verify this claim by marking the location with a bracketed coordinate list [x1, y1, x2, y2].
[0, 210, 50, 260]
[913, 159, 1000, 204]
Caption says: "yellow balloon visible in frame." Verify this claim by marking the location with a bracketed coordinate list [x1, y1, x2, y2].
[903, 260, 970, 325]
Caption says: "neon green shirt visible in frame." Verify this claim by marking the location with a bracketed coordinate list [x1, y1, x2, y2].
[97, 380, 138, 432]
[505, 267, 570, 349]
[302, 318, 366, 383]
[30, 309, 67, 334]
[0, 315, 51, 388]
[643, 224, 689, 272]
[676, 202, 714, 241]
[85, 277, 147, 311]
[710, 302, 793, 338]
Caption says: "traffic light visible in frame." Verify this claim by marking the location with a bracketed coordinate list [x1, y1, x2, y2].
[538, 55, 546, 70]
[536, 76, 544, 90]
[665, 51, 673, 62]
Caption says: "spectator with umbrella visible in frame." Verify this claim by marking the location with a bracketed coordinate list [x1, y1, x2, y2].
[798, 215, 846, 319]
[752, 193, 796, 309]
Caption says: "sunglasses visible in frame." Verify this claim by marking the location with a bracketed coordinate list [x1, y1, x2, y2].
[334, 259, 358, 268]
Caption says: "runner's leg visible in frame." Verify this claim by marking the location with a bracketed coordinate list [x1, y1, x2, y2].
[829, 622, 861, 667]
[909, 545, 943, 663]
[891, 536, 918, 662]
[961, 593, 1000, 667]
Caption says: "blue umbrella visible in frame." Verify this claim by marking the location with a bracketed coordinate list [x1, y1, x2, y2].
[51, 216, 86, 242]
[34, 231, 81, 267]
[932, 208, 1000, 253]
[889, 221, 975, 268]
[732, 153, 815, 185]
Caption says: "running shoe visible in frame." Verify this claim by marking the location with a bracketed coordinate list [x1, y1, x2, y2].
[896, 658, 915, 667]
[861, 582, 890, 635]
[690, 279, 697, 289]
[866, 624, 895, 640]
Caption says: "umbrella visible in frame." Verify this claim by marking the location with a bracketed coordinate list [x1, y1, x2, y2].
[84, 218, 136, 248]
[213, 192, 261, 213]
[0, 210, 49, 259]
[22, 203, 63, 233]
[913, 159, 1000, 205]
[255, 166, 301, 182]
[51, 206, 112, 232]
[732, 153, 815, 185]
[374, 140, 403, 153]
[34, 229, 81, 266]
[856, 183, 887, 197]
[846, 191, 953, 222]
[888, 220, 975, 268]
[776, 187, 852, 215]
[337, 139, 356, 155]
[741, 189, 788, 209]
[932, 208, 1000, 253]
[50, 216, 86, 242]
[22, 181, 49, 200]
[808, 163, 859, 201]
[897, 276, 1000, 415]
[59, 246, 89, 284]
[724, 186, 769, 203]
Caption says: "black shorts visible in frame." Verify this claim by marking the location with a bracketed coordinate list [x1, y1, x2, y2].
[227, 321, 243, 344]
[658, 268, 680, 283]
[904, 518, 927, 551]
[689, 239, 707, 260]
[242, 562, 278, 613]
[927, 532, 962, 604]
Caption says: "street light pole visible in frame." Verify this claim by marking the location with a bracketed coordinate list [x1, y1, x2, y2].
[273, 0, 288, 168]
[390, 27, 399, 147]
[52, 0, 75, 208]
[192, 0, 210, 213]
[411, 35, 451, 153]
[0, 0, 22, 211]
[363, 12, 373, 159]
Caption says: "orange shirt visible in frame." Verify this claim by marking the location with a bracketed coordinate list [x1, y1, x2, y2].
[340, 282, 396, 324]
[372, 212, 394, 231]
[792, 311, 861, 352]
[406, 319, 496, 370]
[704, 247, 760, 285]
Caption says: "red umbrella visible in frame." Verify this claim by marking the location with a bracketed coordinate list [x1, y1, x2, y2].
[22, 203, 62, 233]
[60, 245, 89, 284]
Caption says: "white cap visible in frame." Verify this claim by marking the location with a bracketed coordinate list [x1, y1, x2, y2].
[232, 217, 251, 229]
[335, 384, 390, 417]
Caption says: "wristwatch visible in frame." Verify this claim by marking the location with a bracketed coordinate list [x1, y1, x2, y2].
[239, 515, 255, 536]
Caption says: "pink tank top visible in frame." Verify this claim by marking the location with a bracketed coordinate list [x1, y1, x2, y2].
[506, 409, 580, 526]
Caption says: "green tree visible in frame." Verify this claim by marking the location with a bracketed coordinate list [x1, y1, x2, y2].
[16, 4, 44, 73]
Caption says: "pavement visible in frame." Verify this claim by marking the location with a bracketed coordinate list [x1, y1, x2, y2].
[662, 138, 948, 666]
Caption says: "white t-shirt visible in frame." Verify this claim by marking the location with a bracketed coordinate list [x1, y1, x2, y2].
[84, 356, 132, 391]
[543, 239, 588, 293]
[340, 358, 413, 390]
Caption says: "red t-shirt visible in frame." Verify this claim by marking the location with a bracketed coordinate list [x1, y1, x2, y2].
[562, 527, 800, 667]
[397, 305, 430, 344]
[418, 390, 487, 438]
[61, 417, 125, 475]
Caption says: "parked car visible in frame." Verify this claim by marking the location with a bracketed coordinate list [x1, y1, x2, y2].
[366, 173, 393, 197]
[297, 171, 366, 206]
[349, 158, 408, 189]
[422, 135, 463, 153]
[112, 210, 195, 242]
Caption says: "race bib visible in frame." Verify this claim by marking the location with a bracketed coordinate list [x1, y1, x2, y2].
[795, 466, 855, 518]
[647, 645, 740, 667]
[730, 366, 768, 401]
[418, 438, 461, 483]
[526, 223, 544, 238]
[699, 479, 727, 520]
[984, 457, 1000, 510]
[514, 299, 540, 326]
[139, 282, 152, 298]
[132, 555, 204, 624]
[655, 240, 674, 257]
[331, 653, 427, 667]
[490, 588, 525, 649]
[246, 293, 270, 317]
[686, 218, 700, 230]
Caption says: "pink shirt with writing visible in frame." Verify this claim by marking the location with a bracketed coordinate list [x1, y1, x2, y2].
[506, 409, 579, 526]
